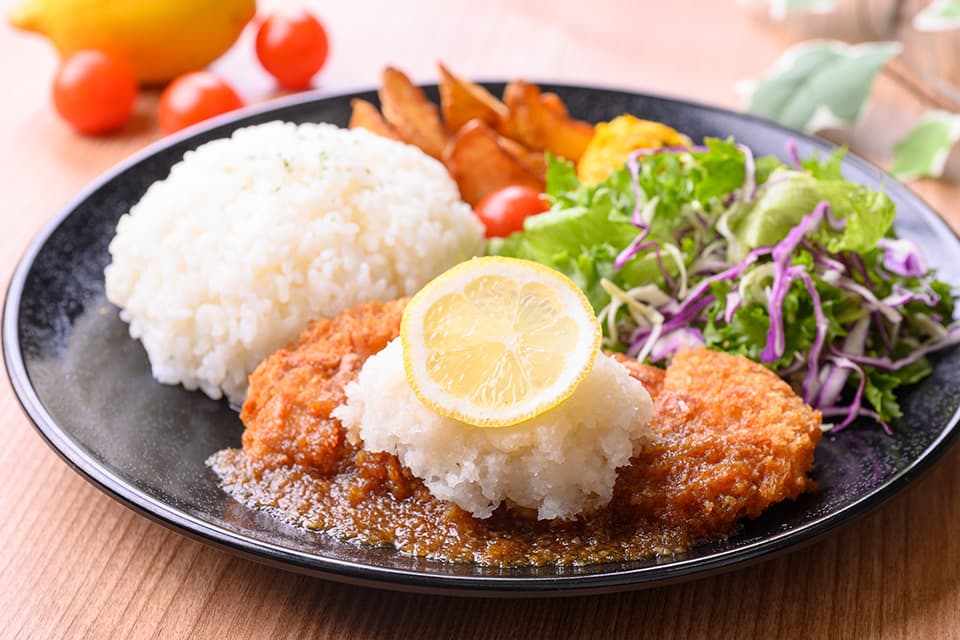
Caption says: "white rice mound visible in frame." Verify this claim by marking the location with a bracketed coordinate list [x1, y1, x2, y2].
[105, 121, 484, 405]
[333, 340, 654, 520]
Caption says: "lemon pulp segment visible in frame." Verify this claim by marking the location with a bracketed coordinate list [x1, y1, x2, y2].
[401, 257, 601, 427]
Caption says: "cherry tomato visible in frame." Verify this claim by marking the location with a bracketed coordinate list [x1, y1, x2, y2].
[474, 186, 550, 238]
[158, 72, 244, 134]
[255, 10, 329, 89]
[52, 50, 138, 135]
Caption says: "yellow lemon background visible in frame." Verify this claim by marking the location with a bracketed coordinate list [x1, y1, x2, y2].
[9, 0, 256, 83]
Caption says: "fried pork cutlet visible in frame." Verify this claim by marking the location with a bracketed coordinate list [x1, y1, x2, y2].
[240, 299, 407, 473]
[235, 300, 821, 562]
[614, 347, 822, 541]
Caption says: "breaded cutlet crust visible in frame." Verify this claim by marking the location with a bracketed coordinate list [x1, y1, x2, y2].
[614, 347, 822, 539]
[226, 305, 822, 564]
[240, 299, 407, 473]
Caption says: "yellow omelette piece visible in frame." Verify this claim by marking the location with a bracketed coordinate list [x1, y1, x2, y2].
[577, 114, 692, 185]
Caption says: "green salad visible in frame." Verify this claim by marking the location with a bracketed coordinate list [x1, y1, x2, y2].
[488, 139, 958, 430]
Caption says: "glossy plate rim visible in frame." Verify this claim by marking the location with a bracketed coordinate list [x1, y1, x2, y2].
[5, 84, 960, 597]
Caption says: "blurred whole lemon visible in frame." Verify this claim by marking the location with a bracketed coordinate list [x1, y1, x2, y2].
[9, 0, 256, 84]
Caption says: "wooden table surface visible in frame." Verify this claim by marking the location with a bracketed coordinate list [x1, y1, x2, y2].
[3, 1, 960, 638]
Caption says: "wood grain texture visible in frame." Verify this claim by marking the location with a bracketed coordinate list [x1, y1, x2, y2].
[2, 1, 960, 638]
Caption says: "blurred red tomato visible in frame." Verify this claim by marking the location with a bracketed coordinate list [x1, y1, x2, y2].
[52, 50, 138, 135]
[255, 10, 329, 89]
[158, 71, 243, 134]
[474, 186, 550, 238]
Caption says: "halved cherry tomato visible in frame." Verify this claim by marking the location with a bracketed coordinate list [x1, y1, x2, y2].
[158, 72, 244, 134]
[255, 10, 329, 89]
[474, 185, 550, 238]
[52, 50, 138, 135]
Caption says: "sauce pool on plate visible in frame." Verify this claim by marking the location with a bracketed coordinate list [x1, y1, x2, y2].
[209, 300, 821, 567]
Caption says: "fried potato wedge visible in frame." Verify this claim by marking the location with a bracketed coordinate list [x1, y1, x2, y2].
[503, 80, 595, 162]
[438, 62, 509, 132]
[348, 99, 402, 140]
[379, 67, 449, 159]
[497, 135, 547, 177]
[539, 92, 568, 117]
[442, 120, 545, 206]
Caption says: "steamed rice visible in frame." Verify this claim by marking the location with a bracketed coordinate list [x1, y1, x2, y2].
[333, 339, 654, 520]
[105, 121, 484, 405]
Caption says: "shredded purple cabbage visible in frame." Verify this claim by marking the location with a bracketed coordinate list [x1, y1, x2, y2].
[878, 238, 927, 277]
[608, 143, 956, 432]
[834, 276, 902, 323]
[842, 251, 873, 287]
[882, 284, 939, 308]
[815, 317, 870, 409]
[820, 406, 891, 434]
[797, 270, 828, 404]
[785, 138, 802, 169]
[722, 291, 742, 323]
[615, 239, 676, 288]
[619, 145, 715, 267]
[625, 151, 649, 228]
[649, 328, 706, 361]
[614, 233, 649, 269]
[760, 202, 830, 363]
[833, 327, 960, 371]
[821, 356, 868, 431]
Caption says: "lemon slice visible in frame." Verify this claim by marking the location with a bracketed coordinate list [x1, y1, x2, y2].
[400, 256, 602, 427]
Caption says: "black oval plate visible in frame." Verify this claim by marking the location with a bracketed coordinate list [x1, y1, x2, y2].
[6, 84, 960, 597]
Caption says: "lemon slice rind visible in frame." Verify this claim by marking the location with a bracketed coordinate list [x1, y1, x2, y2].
[400, 256, 601, 428]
